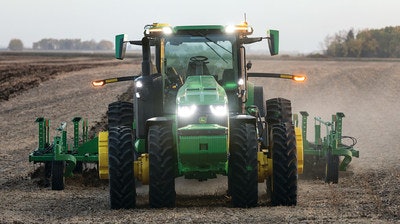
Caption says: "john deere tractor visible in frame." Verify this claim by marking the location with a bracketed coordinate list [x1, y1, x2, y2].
[29, 20, 360, 208]
[89, 22, 307, 209]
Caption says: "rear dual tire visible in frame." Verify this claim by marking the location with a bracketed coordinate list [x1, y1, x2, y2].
[266, 98, 298, 206]
[108, 101, 134, 128]
[107, 101, 137, 209]
[269, 123, 298, 206]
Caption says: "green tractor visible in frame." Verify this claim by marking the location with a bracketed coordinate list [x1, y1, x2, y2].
[92, 22, 305, 208]
[29, 21, 360, 208]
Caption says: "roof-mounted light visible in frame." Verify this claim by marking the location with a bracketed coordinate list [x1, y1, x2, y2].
[144, 23, 173, 36]
[162, 26, 173, 35]
[225, 22, 253, 35]
[225, 25, 236, 34]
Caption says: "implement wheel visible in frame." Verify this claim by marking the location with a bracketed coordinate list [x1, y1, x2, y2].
[302, 154, 326, 180]
[51, 160, 65, 190]
[228, 121, 258, 208]
[45, 161, 52, 178]
[270, 123, 298, 206]
[108, 126, 136, 209]
[148, 124, 175, 208]
[325, 150, 339, 184]
[73, 162, 83, 174]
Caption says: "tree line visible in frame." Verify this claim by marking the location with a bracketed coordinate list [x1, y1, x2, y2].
[33, 39, 113, 51]
[7, 38, 113, 51]
[324, 26, 400, 58]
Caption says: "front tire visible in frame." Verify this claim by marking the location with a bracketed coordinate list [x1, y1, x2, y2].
[228, 121, 258, 208]
[108, 126, 136, 209]
[148, 124, 176, 208]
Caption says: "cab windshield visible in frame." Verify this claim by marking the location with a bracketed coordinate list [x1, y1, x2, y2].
[164, 34, 235, 82]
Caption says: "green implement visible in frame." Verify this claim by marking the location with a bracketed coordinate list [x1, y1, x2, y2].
[297, 111, 359, 183]
[29, 117, 98, 190]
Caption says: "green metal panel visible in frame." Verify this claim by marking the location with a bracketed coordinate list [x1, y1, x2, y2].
[29, 154, 53, 162]
[300, 111, 310, 150]
[72, 117, 81, 151]
[76, 137, 98, 155]
[268, 30, 279, 55]
[245, 81, 255, 108]
[115, 34, 127, 59]
[177, 124, 228, 177]
[176, 76, 227, 106]
[35, 117, 48, 150]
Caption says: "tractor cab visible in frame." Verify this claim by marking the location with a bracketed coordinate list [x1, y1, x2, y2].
[115, 22, 278, 117]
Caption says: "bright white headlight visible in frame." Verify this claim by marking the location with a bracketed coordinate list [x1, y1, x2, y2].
[178, 105, 197, 117]
[162, 26, 173, 35]
[210, 105, 228, 117]
[225, 25, 235, 34]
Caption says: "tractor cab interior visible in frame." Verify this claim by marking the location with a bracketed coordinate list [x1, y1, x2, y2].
[186, 56, 210, 76]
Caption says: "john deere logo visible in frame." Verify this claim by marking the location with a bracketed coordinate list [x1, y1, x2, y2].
[199, 116, 207, 124]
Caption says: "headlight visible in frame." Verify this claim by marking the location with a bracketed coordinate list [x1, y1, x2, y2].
[178, 105, 197, 118]
[210, 105, 228, 117]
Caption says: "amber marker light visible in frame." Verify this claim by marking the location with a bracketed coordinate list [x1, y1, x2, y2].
[92, 80, 105, 87]
[293, 75, 306, 82]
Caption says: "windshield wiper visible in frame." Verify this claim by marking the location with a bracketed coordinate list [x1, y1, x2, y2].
[199, 32, 231, 64]
[205, 42, 228, 63]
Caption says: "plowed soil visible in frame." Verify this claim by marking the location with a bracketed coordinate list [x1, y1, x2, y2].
[0, 52, 399, 223]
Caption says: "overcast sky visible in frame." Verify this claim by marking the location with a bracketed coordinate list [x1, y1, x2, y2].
[1, 0, 399, 53]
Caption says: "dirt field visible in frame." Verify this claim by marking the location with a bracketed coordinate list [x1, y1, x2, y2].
[0, 52, 399, 223]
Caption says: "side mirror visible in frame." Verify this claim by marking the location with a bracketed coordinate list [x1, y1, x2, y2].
[267, 30, 279, 56]
[115, 34, 127, 60]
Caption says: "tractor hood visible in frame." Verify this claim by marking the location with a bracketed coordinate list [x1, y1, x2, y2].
[176, 76, 227, 106]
